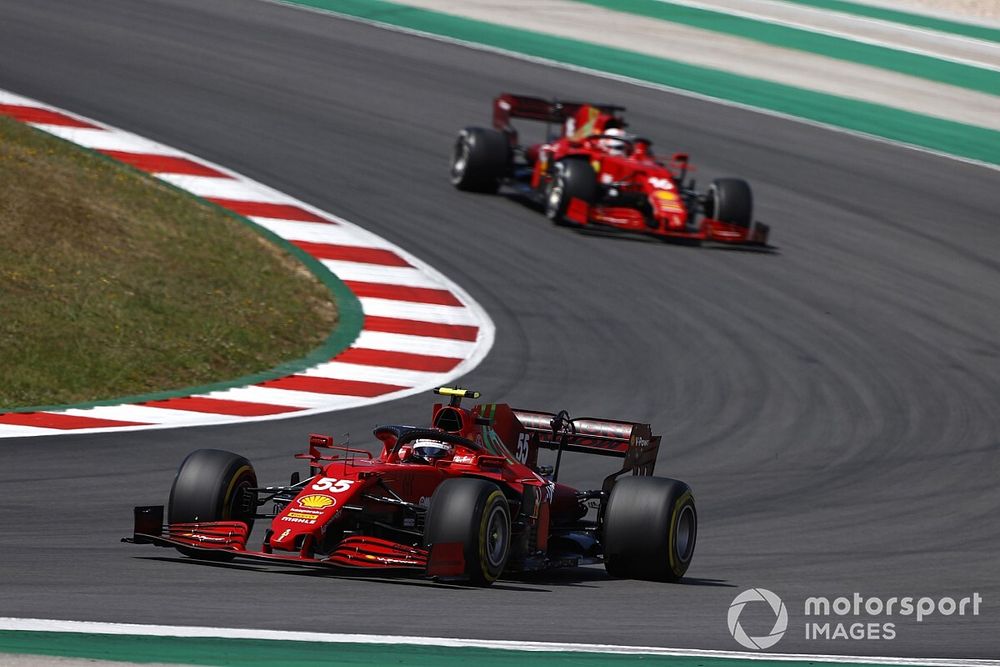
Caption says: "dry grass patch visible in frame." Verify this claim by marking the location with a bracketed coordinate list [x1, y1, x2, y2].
[0, 117, 337, 409]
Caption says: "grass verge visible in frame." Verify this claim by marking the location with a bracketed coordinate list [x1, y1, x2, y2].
[0, 116, 337, 409]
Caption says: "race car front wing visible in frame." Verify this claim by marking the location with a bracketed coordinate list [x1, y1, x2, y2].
[122, 505, 465, 576]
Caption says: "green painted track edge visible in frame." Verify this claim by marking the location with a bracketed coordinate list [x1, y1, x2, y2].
[777, 0, 1000, 44]
[275, 0, 1000, 168]
[4, 121, 364, 414]
[570, 0, 1000, 95]
[0, 630, 936, 667]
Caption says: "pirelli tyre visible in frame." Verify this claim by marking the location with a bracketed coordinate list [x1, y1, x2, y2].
[602, 476, 697, 582]
[545, 156, 598, 225]
[424, 478, 511, 586]
[450, 127, 510, 193]
[706, 177, 753, 227]
[168, 449, 257, 560]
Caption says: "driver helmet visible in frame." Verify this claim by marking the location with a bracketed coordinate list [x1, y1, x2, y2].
[410, 438, 453, 463]
[600, 127, 629, 156]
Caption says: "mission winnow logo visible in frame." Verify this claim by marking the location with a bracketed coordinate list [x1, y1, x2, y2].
[727, 588, 983, 649]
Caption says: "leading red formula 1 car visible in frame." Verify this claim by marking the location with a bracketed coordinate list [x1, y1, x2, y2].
[124, 388, 697, 585]
[450, 93, 770, 245]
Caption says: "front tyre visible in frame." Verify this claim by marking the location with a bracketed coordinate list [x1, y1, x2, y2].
[450, 127, 509, 193]
[603, 476, 696, 582]
[545, 156, 598, 226]
[168, 449, 257, 560]
[424, 478, 511, 586]
[706, 177, 753, 227]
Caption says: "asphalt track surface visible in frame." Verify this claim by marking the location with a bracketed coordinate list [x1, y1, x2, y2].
[1, 0, 999, 658]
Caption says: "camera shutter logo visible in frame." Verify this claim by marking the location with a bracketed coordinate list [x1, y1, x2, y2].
[728, 588, 788, 650]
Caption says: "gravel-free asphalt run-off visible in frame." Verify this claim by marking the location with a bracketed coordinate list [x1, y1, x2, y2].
[0, 0, 998, 659]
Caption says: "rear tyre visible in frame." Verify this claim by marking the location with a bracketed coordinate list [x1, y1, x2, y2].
[450, 127, 509, 193]
[544, 156, 598, 226]
[603, 476, 696, 582]
[168, 449, 257, 560]
[706, 177, 753, 227]
[425, 478, 511, 586]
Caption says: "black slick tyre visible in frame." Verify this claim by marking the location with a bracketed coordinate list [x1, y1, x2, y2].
[707, 177, 753, 227]
[603, 476, 696, 582]
[424, 478, 511, 586]
[168, 449, 257, 560]
[544, 156, 598, 225]
[450, 127, 509, 193]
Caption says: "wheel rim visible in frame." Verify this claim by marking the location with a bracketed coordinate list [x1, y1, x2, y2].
[673, 504, 696, 564]
[451, 138, 469, 182]
[222, 468, 256, 525]
[705, 185, 718, 219]
[230, 480, 252, 519]
[545, 178, 564, 219]
[485, 505, 509, 568]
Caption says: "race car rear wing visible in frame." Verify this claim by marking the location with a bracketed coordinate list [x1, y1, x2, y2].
[512, 409, 659, 490]
[493, 93, 626, 138]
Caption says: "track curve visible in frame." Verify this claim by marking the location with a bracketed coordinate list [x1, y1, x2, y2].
[1, 0, 998, 658]
[0, 90, 494, 436]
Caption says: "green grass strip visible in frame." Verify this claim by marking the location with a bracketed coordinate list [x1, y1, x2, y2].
[280, 0, 1000, 167]
[7, 125, 363, 414]
[570, 0, 1000, 95]
[0, 630, 930, 666]
[779, 0, 1000, 44]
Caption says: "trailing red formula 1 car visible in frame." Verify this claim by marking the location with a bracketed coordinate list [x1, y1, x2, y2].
[125, 388, 697, 585]
[450, 93, 770, 245]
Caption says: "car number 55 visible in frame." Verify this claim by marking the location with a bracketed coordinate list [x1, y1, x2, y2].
[311, 477, 355, 493]
[515, 433, 531, 464]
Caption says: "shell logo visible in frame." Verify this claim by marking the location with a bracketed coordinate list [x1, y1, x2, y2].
[298, 494, 336, 509]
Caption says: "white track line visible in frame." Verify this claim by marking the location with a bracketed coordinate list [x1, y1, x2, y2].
[32, 126, 187, 155]
[0, 618, 997, 666]
[356, 297, 481, 325]
[153, 174, 299, 202]
[195, 386, 364, 409]
[652, 0, 1000, 72]
[58, 406, 238, 426]
[351, 331, 478, 357]
[0, 425, 63, 438]
[320, 260, 447, 288]
[302, 360, 451, 386]
[251, 218, 395, 246]
[840, 0, 1000, 30]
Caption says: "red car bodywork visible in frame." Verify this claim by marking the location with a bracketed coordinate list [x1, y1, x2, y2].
[490, 93, 769, 245]
[125, 390, 662, 579]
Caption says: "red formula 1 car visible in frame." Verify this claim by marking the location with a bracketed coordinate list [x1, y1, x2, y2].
[125, 388, 697, 585]
[450, 93, 770, 245]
